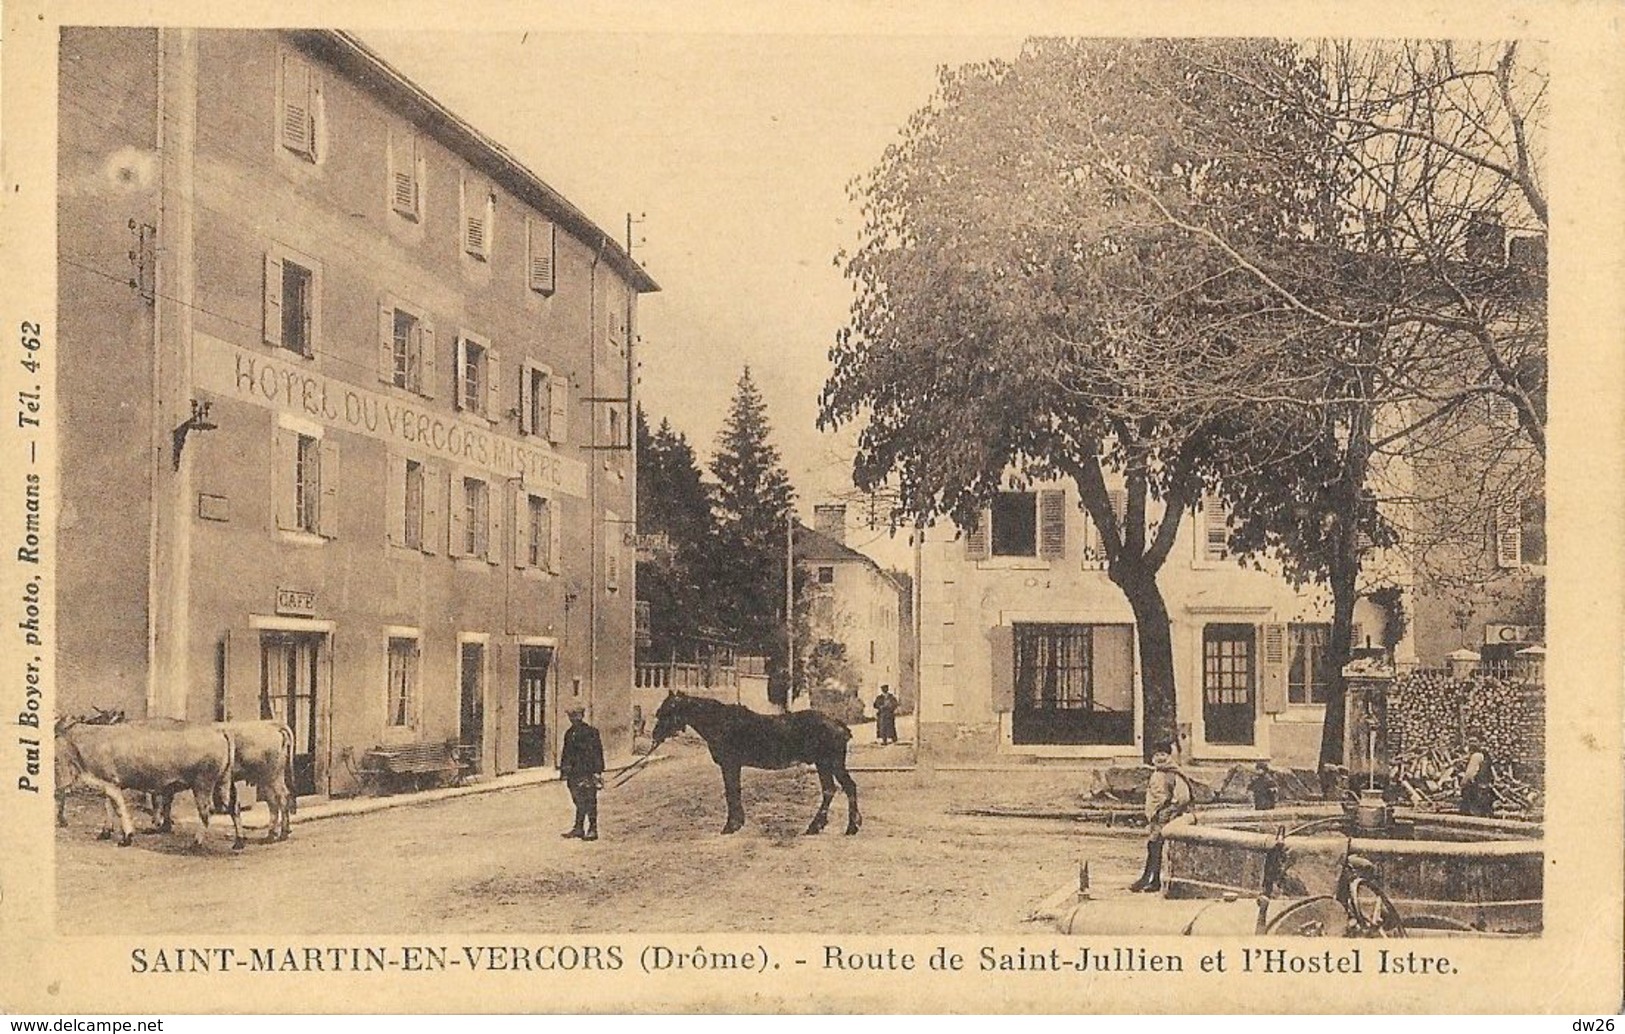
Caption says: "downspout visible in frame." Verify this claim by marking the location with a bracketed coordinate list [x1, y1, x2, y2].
[587, 234, 607, 726]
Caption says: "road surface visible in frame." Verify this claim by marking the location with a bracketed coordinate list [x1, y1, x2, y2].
[56, 737, 1143, 934]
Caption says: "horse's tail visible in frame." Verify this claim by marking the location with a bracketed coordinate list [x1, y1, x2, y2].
[281, 723, 299, 815]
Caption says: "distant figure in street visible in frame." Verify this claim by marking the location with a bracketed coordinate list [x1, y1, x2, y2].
[559, 707, 605, 841]
[1459, 740, 1495, 817]
[1249, 760, 1279, 811]
[873, 686, 899, 745]
[1130, 743, 1194, 893]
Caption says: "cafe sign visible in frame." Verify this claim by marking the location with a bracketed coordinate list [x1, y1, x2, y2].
[276, 588, 316, 617]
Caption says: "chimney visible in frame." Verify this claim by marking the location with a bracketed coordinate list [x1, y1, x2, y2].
[1464, 215, 1506, 267]
[813, 503, 847, 545]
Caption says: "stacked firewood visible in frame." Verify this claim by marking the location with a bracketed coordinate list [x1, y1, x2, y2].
[1389, 671, 1543, 814]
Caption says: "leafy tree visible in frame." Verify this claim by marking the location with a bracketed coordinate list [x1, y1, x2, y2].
[821, 38, 1338, 759]
[711, 367, 798, 704]
[635, 406, 723, 662]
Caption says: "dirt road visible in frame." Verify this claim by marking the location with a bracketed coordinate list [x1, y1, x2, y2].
[56, 738, 1143, 935]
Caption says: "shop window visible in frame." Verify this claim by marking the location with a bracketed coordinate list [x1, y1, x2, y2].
[1010, 623, 1135, 746]
[385, 636, 419, 728]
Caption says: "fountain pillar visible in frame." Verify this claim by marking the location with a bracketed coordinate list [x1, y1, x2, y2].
[1342, 652, 1396, 831]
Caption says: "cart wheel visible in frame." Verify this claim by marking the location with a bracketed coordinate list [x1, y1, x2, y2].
[1265, 896, 1349, 937]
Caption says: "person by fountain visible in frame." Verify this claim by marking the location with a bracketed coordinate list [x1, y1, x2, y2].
[1130, 743, 1194, 893]
[1459, 741, 1495, 817]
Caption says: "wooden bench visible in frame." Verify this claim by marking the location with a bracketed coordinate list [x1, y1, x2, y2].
[359, 741, 470, 794]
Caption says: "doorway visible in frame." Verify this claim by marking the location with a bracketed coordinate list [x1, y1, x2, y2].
[517, 645, 552, 769]
[459, 641, 485, 775]
[259, 631, 323, 795]
[1202, 623, 1257, 747]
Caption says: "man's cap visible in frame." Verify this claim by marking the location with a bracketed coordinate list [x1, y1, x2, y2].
[567, 706, 586, 718]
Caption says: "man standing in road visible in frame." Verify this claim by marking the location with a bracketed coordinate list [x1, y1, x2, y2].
[559, 706, 605, 841]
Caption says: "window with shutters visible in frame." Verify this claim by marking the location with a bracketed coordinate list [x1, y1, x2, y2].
[294, 434, 321, 533]
[461, 177, 494, 260]
[454, 333, 498, 419]
[385, 635, 419, 728]
[402, 460, 424, 550]
[388, 130, 424, 222]
[1495, 492, 1545, 568]
[607, 406, 625, 448]
[990, 492, 1038, 557]
[377, 299, 434, 397]
[1287, 623, 1331, 704]
[277, 52, 324, 162]
[526, 494, 552, 569]
[263, 247, 321, 357]
[460, 477, 490, 559]
[528, 217, 557, 294]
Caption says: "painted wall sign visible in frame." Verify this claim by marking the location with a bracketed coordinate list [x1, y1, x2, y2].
[276, 587, 317, 616]
[193, 331, 588, 498]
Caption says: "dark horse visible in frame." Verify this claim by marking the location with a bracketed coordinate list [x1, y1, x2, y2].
[650, 692, 861, 836]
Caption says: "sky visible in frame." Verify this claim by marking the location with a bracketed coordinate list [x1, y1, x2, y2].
[362, 30, 1022, 567]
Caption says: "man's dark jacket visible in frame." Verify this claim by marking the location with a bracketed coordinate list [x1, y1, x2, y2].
[559, 722, 605, 783]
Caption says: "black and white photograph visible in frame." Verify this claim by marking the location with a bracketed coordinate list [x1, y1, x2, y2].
[2, 1, 1621, 1017]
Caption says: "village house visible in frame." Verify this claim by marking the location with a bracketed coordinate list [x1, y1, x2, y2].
[915, 483, 1407, 768]
[57, 28, 657, 794]
[796, 504, 905, 710]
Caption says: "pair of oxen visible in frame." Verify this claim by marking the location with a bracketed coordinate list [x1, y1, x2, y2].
[54, 717, 297, 851]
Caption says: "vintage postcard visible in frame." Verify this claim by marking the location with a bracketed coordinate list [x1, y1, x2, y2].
[1, 0, 1621, 1016]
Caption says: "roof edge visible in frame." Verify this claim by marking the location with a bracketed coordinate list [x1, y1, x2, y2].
[293, 30, 659, 295]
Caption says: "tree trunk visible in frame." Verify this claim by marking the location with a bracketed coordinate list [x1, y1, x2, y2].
[1319, 556, 1358, 767]
[1113, 560, 1179, 764]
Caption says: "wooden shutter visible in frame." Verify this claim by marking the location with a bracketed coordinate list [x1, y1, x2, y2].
[463, 182, 489, 258]
[390, 132, 419, 219]
[447, 474, 467, 557]
[605, 519, 621, 591]
[1202, 495, 1228, 561]
[1038, 489, 1066, 560]
[418, 321, 437, 399]
[280, 55, 313, 155]
[964, 513, 988, 560]
[1259, 623, 1288, 713]
[264, 253, 284, 347]
[1107, 489, 1128, 531]
[1350, 623, 1366, 651]
[989, 625, 1015, 712]
[513, 491, 531, 568]
[485, 348, 502, 422]
[529, 219, 556, 294]
[421, 461, 443, 555]
[317, 437, 340, 539]
[518, 363, 534, 435]
[548, 374, 569, 444]
[272, 427, 298, 530]
[377, 302, 395, 385]
[308, 79, 325, 162]
[304, 263, 322, 358]
[1495, 497, 1522, 568]
[486, 480, 503, 564]
[547, 497, 562, 574]
[386, 454, 406, 547]
[453, 336, 469, 410]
